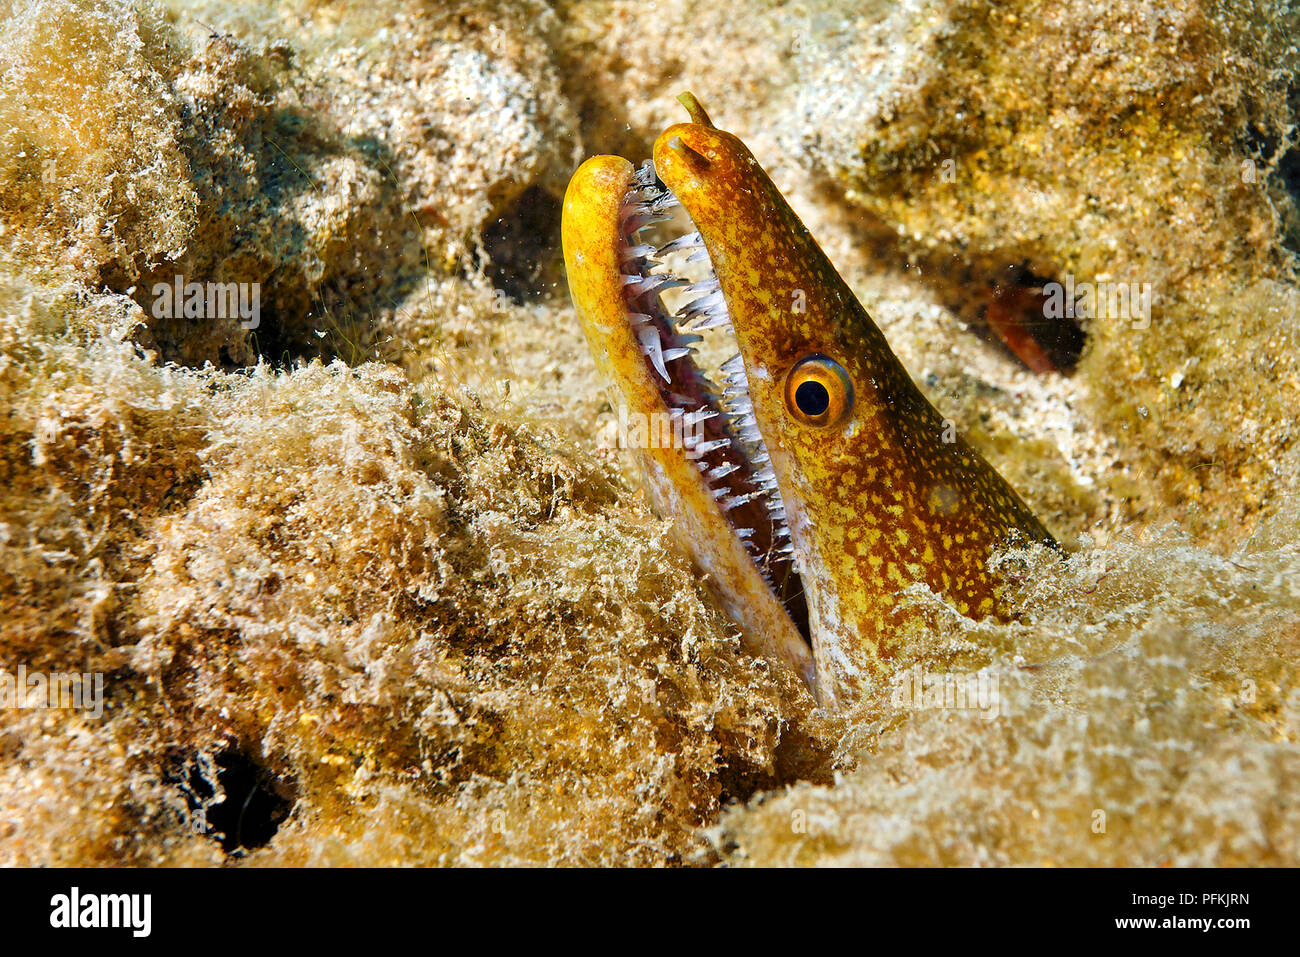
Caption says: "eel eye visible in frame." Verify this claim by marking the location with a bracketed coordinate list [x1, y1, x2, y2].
[785, 355, 854, 428]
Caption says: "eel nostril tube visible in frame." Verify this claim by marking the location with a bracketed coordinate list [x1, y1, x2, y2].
[676, 91, 715, 127]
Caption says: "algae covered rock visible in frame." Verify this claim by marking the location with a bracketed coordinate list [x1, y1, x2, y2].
[711, 526, 1300, 866]
[783, 0, 1300, 547]
[0, 0, 1298, 867]
[0, 273, 828, 865]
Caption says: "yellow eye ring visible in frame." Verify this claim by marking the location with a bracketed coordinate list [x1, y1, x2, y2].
[784, 355, 854, 428]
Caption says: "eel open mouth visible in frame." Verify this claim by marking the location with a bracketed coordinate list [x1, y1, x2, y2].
[615, 159, 811, 643]
[561, 137, 818, 692]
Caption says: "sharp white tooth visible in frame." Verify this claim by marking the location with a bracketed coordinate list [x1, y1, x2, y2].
[686, 249, 711, 263]
[672, 333, 704, 345]
[660, 231, 702, 253]
[753, 467, 776, 483]
[623, 274, 686, 298]
[661, 346, 692, 362]
[721, 493, 757, 511]
[751, 451, 770, 465]
[685, 277, 720, 295]
[684, 409, 717, 426]
[638, 327, 671, 382]
[712, 486, 729, 499]
[628, 312, 654, 325]
[692, 438, 731, 455]
[735, 528, 755, 539]
[621, 243, 657, 262]
[721, 353, 745, 375]
[634, 161, 656, 186]
[688, 313, 732, 331]
[774, 544, 795, 556]
[624, 212, 669, 232]
[738, 427, 762, 443]
[768, 508, 787, 521]
[708, 462, 740, 480]
[681, 290, 725, 316]
[649, 193, 680, 213]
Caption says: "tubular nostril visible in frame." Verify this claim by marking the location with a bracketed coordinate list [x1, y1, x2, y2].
[676, 91, 716, 128]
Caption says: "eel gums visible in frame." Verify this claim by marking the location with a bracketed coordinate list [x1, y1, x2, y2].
[562, 94, 1055, 707]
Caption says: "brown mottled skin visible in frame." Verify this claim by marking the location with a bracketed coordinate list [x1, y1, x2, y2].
[567, 94, 1054, 708]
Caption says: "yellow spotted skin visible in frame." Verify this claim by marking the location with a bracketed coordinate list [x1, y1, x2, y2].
[654, 98, 1054, 707]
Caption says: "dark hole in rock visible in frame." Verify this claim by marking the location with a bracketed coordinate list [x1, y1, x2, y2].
[979, 262, 1088, 375]
[239, 292, 361, 372]
[121, 264, 395, 372]
[1282, 146, 1300, 204]
[1279, 145, 1300, 256]
[482, 185, 563, 303]
[183, 746, 294, 853]
[808, 178, 1089, 375]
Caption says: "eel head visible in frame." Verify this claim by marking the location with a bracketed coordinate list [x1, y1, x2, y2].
[562, 94, 1054, 707]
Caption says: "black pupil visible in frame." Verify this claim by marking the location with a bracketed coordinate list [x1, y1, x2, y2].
[795, 380, 830, 417]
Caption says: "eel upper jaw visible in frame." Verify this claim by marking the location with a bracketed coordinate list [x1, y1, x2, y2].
[562, 153, 818, 696]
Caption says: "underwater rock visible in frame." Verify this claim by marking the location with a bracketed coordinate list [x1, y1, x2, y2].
[783, 0, 1300, 548]
[2, 0, 580, 368]
[0, 0, 1297, 866]
[0, 274, 828, 865]
[712, 526, 1300, 866]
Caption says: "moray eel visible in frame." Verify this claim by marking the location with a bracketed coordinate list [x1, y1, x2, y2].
[562, 94, 1054, 707]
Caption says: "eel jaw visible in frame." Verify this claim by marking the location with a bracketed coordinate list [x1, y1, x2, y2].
[562, 155, 818, 696]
